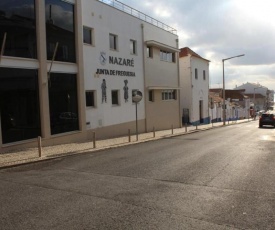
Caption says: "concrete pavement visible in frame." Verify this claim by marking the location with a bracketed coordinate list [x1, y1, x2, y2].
[0, 118, 254, 169]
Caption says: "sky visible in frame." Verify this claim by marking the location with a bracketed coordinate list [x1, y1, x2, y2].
[120, 0, 275, 91]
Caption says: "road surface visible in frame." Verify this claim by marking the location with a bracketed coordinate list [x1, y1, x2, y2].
[0, 121, 275, 229]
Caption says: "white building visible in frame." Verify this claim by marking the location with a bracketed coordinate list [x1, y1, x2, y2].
[83, 0, 181, 138]
[179, 47, 210, 125]
[0, 0, 181, 152]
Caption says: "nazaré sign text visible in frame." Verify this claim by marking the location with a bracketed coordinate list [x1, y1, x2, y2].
[97, 52, 136, 77]
[109, 56, 134, 67]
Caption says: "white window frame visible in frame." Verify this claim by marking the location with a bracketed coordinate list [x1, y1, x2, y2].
[109, 33, 118, 51]
[83, 26, 94, 46]
[147, 46, 153, 58]
[130, 39, 137, 55]
[160, 50, 175, 63]
[161, 90, 176, 101]
[85, 90, 96, 108]
[111, 90, 120, 106]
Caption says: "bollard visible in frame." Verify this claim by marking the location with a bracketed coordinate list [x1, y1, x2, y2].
[196, 124, 198, 130]
[153, 126, 155, 138]
[38, 136, 42, 157]
[185, 123, 187, 132]
[93, 132, 96, 148]
[128, 129, 131, 142]
[171, 125, 174, 134]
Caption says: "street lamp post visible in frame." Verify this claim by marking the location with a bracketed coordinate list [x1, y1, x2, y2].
[222, 54, 245, 125]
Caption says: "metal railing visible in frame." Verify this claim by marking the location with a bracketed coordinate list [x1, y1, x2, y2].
[97, 0, 177, 34]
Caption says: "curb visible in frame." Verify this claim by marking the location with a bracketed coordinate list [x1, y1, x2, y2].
[0, 120, 254, 170]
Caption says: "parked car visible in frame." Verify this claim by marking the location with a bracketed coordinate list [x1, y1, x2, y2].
[259, 111, 275, 128]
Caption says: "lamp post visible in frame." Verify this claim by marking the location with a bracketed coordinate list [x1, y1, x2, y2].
[222, 54, 245, 125]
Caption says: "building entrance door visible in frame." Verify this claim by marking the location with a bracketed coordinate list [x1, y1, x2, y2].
[199, 100, 203, 123]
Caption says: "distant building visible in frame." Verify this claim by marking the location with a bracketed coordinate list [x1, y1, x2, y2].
[179, 47, 210, 125]
[234, 82, 272, 111]
[209, 89, 250, 121]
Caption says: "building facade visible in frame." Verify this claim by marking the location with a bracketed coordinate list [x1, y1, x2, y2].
[234, 82, 273, 111]
[179, 47, 210, 125]
[0, 0, 181, 152]
[209, 89, 250, 122]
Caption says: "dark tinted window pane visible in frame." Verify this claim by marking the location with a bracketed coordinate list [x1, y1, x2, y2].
[149, 90, 154, 102]
[0, 0, 37, 59]
[48, 73, 79, 135]
[112, 90, 119, 105]
[109, 34, 117, 50]
[86, 91, 94, 107]
[83, 27, 92, 44]
[0, 68, 41, 144]
[45, 0, 76, 62]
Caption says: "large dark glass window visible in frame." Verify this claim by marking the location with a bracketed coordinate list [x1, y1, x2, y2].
[0, 0, 37, 59]
[0, 68, 41, 144]
[45, 0, 76, 63]
[48, 73, 79, 135]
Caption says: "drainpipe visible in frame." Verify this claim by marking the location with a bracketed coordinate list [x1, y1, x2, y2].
[141, 24, 147, 132]
[190, 56, 193, 124]
[176, 39, 182, 127]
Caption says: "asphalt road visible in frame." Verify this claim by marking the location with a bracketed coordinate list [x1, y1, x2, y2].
[0, 121, 275, 229]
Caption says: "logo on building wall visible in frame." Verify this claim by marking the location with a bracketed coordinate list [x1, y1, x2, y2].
[99, 52, 107, 65]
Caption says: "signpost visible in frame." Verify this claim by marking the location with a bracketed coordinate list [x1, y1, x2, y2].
[132, 90, 143, 141]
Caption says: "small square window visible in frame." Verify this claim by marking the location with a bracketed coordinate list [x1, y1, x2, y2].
[109, 34, 118, 50]
[83, 27, 93, 45]
[149, 90, 154, 102]
[130, 39, 137, 55]
[147, 46, 153, 58]
[86, 91, 96, 107]
[111, 90, 119, 105]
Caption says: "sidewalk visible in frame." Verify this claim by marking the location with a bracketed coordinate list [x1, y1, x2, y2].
[0, 119, 253, 169]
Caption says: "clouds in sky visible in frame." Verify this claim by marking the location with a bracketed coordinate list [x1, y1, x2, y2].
[121, 0, 275, 91]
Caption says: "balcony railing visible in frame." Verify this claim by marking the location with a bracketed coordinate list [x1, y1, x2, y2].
[97, 0, 177, 35]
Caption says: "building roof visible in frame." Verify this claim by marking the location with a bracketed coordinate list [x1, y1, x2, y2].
[244, 93, 266, 99]
[179, 47, 210, 62]
[209, 88, 246, 101]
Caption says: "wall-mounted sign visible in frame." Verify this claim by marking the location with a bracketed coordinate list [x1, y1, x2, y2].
[99, 52, 107, 65]
[99, 52, 134, 67]
[96, 69, 135, 77]
[97, 52, 136, 77]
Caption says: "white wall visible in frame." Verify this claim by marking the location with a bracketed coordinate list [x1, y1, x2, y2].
[82, 0, 146, 129]
[180, 55, 209, 124]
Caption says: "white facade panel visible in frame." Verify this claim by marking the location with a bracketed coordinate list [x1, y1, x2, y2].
[82, 0, 145, 129]
[179, 50, 210, 125]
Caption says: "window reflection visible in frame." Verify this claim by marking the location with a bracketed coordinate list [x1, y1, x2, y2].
[48, 73, 79, 135]
[45, 0, 76, 63]
[0, 68, 41, 144]
[0, 0, 37, 59]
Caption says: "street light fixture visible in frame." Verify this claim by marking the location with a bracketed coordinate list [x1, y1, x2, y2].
[222, 54, 245, 125]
